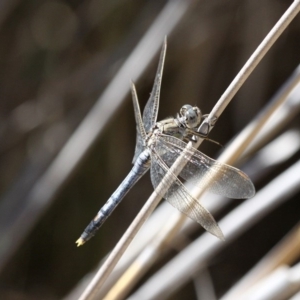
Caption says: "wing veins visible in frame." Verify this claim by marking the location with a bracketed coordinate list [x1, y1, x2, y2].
[157, 134, 255, 199]
[150, 148, 223, 238]
[142, 37, 167, 132]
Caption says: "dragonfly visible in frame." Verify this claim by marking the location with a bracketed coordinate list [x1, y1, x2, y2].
[76, 39, 255, 246]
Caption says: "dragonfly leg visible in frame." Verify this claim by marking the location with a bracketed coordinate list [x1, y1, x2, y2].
[184, 128, 223, 148]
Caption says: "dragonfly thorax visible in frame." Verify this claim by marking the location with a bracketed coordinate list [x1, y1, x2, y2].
[179, 105, 202, 129]
[152, 117, 183, 139]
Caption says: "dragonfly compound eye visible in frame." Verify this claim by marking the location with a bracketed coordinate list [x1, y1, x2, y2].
[192, 106, 202, 126]
[180, 105, 202, 128]
[179, 105, 189, 117]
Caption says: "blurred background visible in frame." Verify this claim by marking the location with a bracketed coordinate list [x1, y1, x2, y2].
[0, 0, 299, 299]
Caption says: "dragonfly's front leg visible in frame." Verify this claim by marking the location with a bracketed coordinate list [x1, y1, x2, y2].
[197, 114, 218, 137]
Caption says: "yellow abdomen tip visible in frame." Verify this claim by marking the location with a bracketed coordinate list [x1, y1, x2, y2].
[75, 238, 85, 247]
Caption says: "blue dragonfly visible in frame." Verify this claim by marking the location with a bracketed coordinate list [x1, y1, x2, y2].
[76, 39, 255, 246]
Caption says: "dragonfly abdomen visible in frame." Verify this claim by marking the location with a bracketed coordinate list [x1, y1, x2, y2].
[76, 150, 151, 246]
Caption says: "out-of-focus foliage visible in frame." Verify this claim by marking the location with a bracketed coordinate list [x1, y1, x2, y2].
[0, 0, 299, 299]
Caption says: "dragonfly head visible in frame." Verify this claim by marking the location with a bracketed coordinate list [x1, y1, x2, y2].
[180, 105, 202, 128]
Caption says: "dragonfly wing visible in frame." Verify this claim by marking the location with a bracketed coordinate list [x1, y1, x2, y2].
[150, 149, 224, 239]
[131, 82, 147, 163]
[133, 134, 145, 164]
[142, 38, 167, 133]
[157, 135, 255, 199]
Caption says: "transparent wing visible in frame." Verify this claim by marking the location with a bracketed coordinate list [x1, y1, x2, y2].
[131, 82, 147, 163]
[156, 134, 255, 199]
[132, 132, 145, 164]
[142, 38, 167, 133]
[150, 149, 224, 239]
